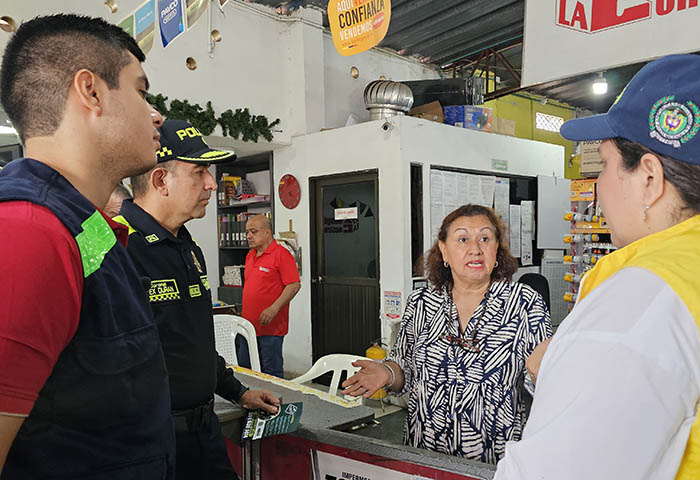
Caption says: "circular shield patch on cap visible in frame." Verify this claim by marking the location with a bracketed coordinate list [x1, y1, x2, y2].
[649, 95, 700, 148]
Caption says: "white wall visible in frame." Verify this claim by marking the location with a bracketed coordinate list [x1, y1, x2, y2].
[274, 116, 564, 376]
[273, 120, 404, 376]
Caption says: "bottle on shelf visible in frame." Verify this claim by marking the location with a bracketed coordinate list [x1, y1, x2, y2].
[564, 211, 593, 222]
[563, 254, 580, 263]
[563, 233, 600, 243]
[564, 273, 583, 283]
[564, 292, 578, 303]
[564, 254, 599, 265]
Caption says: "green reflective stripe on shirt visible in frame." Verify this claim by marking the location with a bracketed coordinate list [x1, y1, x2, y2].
[75, 211, 117, 278]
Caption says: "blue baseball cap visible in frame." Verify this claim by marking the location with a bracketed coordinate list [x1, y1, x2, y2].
[560, 54, 700, 165]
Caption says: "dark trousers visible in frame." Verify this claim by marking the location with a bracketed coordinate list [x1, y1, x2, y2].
[173, 408, 239, 480]
[236, 334, 284, 378]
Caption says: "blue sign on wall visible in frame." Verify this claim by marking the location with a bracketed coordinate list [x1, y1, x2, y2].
[158, 0, 185, 47]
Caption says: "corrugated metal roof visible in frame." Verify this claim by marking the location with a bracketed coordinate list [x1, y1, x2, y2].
[250, 0, 645, 113]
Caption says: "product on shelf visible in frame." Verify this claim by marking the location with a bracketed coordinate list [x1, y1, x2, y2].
[563, 179, 614, 311]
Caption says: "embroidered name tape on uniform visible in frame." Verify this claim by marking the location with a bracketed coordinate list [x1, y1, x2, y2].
[259, 266, 271, 273]
[149, 279, 180, 302]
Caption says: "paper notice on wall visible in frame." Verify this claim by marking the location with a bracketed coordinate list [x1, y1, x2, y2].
[311, 450, 415, 480]
[494, 178, 510, 231]
[430, 170, 445, 244]
[383, 291, 402, 319]
[442, 172, 457, 206]
[456, 173, 469, 205]
[442, 173, 458, 218]
[510, 205, 521, 258]
[466, 174, 481, 205]
[430, 202, 443, 245]
[463, 174, 496, 207]
[334, 207, 358, 220]
[480, 175, 496, 207]
[521, 201, 535, 266]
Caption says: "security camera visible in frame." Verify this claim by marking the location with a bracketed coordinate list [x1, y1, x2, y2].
[381, 120, 393, 131]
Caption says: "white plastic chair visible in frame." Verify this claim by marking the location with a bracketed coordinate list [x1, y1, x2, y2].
[291, 354, 371, 398]
[213, 314, 261, 372]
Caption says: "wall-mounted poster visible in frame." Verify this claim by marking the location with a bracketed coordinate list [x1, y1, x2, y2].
[118, 14, 135, 37]
[158, 0, 185, 47]
[134, 0, 156, 54]
[328, 0, 391, 56]
[185, 0, 208, 30]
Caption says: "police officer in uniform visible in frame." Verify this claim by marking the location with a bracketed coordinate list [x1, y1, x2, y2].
[115, 119, 279, 479]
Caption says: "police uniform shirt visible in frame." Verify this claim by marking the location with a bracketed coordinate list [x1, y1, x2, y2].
[117, 199, 246, 410]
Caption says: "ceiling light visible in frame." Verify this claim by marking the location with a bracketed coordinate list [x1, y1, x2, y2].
[592, 72, 607, 95]
[0, 125, 17, 135]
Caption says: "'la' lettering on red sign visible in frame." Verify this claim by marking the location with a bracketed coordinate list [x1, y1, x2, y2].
[556, 0, 698, 34]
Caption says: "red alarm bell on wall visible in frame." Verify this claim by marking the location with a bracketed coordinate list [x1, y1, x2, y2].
[278, 174, 301, 209]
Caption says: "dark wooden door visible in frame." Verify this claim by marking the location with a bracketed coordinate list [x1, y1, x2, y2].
[310, 171, 380, 362]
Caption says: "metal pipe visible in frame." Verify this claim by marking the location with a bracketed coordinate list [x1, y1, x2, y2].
[438, 34, 523, 78]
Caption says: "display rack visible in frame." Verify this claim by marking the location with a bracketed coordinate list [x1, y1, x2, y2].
[562, 179, 614, 309]
[216, 152, 274, 310]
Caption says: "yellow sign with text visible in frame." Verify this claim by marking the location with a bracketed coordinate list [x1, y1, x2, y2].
[328, 0, 391, 57]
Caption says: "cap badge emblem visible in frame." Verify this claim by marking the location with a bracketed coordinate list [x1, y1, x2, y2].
[649, 95, 700, 148]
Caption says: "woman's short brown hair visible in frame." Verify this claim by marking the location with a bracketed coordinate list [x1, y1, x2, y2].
[425, 204, 518, 290]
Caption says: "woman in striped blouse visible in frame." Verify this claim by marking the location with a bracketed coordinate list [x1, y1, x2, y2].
[343, 204, 552, 464]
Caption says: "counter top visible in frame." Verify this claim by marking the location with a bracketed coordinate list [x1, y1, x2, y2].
[214, 367, 495, 479]
[214, 367, 374, 442]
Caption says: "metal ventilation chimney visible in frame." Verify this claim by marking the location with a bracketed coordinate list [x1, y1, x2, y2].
[363, 80, 414, 121]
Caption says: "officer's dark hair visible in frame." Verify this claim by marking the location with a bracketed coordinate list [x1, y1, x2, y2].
[130, 161, 177, 199]
[1, 14, 145, 142]
[612, 138, 700, 220]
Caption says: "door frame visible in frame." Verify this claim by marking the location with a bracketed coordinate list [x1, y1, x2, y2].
[309, 169, 380, 362]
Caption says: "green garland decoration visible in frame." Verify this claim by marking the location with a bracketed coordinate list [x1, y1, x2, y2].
[146, 93, 280, 142]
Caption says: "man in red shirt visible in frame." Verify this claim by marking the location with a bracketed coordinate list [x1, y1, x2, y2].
[0, 14, 174, 478]
[241, 215, 300, 377]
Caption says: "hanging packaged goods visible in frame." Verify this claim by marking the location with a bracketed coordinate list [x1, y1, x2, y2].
[563, 179, 616, 307]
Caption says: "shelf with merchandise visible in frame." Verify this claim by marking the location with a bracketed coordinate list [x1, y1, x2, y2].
[218, 200, 271, 209]
[563, 178, 613, 309]
[215, 151, 274, 310]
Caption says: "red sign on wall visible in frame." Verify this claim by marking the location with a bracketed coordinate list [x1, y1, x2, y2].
[555, 0, 699, 34]
[521, 0, 700, 87]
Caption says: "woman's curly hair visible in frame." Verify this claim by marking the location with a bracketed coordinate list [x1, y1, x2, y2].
[425, 204, 518, 290]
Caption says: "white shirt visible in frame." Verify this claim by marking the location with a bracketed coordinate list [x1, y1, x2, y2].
[494, 267, 700, 480]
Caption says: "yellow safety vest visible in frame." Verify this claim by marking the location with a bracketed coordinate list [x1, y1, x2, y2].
[578, 215, 700, 480]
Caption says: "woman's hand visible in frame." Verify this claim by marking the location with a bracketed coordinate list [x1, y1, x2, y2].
[341, 360, 392, 398]
[526, 337, 552, 385]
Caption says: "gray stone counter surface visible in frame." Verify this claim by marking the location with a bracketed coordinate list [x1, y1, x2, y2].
[213, 369, 495, 479]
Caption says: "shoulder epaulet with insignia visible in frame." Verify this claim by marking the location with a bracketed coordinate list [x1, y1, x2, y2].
[112, 215, 137, 235]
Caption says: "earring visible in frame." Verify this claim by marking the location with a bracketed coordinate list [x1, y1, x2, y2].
[643, 204, 650, 222]
[495, 261, 499, 267]
[444, 261, 449, 268]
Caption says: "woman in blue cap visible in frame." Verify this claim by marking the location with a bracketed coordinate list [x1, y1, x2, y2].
[494, 54, 700, 479]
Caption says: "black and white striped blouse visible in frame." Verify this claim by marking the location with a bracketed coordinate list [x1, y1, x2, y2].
[389, 280, 552, 464]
